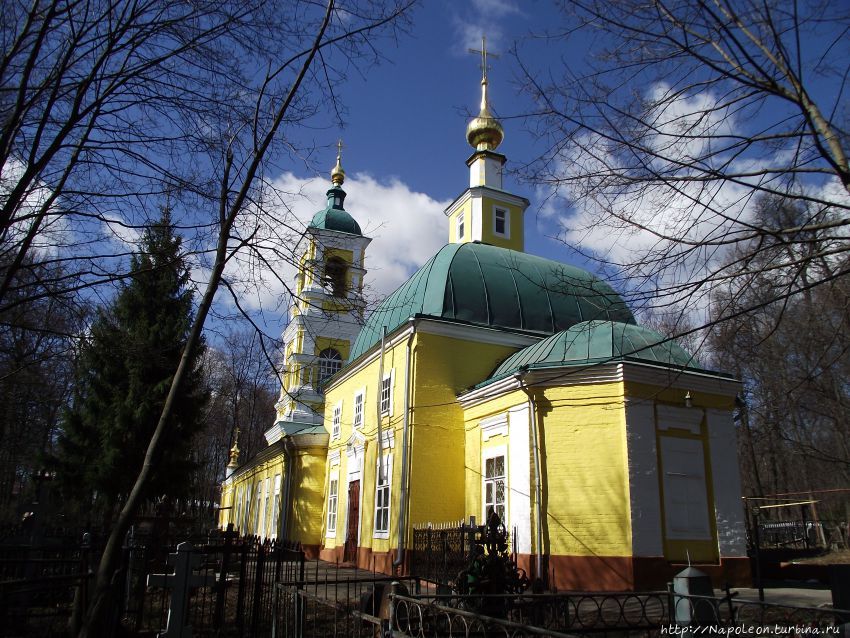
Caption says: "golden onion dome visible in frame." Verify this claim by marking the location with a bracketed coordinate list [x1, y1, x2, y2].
[466, 79, 503, 151]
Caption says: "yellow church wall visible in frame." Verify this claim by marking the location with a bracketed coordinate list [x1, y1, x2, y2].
[407, 332, 520, 530]
[320, 334, 408, 556]
[479, 195, 523, 252]
[448, 202, 472, 243]
[462, 390, 528, 526]
[536, 382, 632, 558]
[286, 445, 328, 549]
[314, 336, 351, 360]
[624, 382, 735, 411]
[462, 382, 633, 560]
[222, 453, 287, 538]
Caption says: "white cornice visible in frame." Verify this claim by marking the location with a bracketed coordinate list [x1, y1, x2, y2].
[416, 319, 540, 348]
[458, 361, 739, 409]
[444, 186, 530, 217]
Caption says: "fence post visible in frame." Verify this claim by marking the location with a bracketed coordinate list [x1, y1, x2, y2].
[236, 540, 248, 634]
[388, 581, 399, 636]
[251, 539, 267, 633]
[214, 523, 235, 628]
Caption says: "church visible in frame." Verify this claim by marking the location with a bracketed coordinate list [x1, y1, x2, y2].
[218, 55, 750, 591]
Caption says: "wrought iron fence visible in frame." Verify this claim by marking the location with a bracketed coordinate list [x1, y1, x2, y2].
[0, 538, 93, 637]
[412, 519, 515, 587]
[127, 530, 304, 636]
[273, 560, 422, 638]
[0, 524, 305, 637]
[389, 589, 669, 636]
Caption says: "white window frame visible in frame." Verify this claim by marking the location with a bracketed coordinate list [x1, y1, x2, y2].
[332, 401, 342, 439]
[373, 454, 393, 539]
[263, 477, 271, 538]
[234, 486, 243, 531]
[353, 389, 365, 430]
[271, 474, 281, 539]
[493, 206, 510, 238]
[482, 446, 508, 525]
[243, 484, 252, 532]
[380, 370, 394, 416]
[327, 471, 339, 537]
[456, 212, 465, 239]
[254, 481, 263, 535]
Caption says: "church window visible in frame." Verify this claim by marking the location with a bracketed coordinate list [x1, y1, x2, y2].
[353, 390, 364, 429]
[327, 474, 339, 536]
[254, 482, 263, 535]
[271, 474, 281, 539]
[374, 455, 392, 538]
[332, 402, 342, 439]
[323, 256, 348, 297]
[263, 477, 271, 538]
[457, 212, 465, 239]
[243, 484, 252, 532]
[318, 348, 343, 383]
[484, 453, 506, 524]
[380, 371, 394, 415]
[494, 207, 509, 237]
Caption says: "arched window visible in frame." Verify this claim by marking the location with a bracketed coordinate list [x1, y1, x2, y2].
[323, 257, 347, 297]
[318, 348, 342, 383]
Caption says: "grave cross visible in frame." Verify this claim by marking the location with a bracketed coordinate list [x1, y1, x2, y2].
[147, 541, 216, 638]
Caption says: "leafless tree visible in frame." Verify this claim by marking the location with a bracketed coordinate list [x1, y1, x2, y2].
[194, 329, 277, 508]
[520, 0, 850, 326]
[1, 0, 414, 633]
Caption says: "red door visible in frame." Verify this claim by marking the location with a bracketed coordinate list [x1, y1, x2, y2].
[344, 480, 360, 563]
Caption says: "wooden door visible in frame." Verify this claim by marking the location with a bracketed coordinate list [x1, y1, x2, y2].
[344, 480, 360, 563]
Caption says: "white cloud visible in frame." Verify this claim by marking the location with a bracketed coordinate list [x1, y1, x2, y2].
[471, 0, 521, 17]
[217, 172, 449, 317]
[537, 83, 850, 324]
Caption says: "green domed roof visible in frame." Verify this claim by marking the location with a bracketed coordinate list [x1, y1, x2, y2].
[310, 208, 362, 235]
[309, 186, 362, 235]
[488, 320, 702, 381]
[349, 243, 635, 363]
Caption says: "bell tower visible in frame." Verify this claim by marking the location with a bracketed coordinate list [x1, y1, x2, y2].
[265, 145, 371, 443]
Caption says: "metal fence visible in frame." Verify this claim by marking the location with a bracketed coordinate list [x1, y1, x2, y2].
[0, 540, 92, 637]
[273, 560, 422, 638]
[387, 588, 850, 637]
[124, 529, 304, 636]
[0, 524, 305, 637]
[412, 519, 516, 587]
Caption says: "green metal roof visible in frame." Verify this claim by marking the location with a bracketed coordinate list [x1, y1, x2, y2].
[487, 320, 703, 381]
[309, 186, 362, 235]
[348, 243, 635, 363]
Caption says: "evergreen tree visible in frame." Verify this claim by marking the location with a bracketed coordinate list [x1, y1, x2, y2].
[54, 211, 208, 518]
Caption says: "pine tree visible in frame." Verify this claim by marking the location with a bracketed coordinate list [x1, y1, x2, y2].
[54, 211, 208, 518]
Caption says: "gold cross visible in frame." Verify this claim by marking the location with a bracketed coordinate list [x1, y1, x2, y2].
[469, 36, 499, 82]
[336, 138, 343, 160]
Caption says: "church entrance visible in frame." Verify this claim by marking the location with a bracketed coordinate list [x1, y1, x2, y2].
[344, 480, 360, 563]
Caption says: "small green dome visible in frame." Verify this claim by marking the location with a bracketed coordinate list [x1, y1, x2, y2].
[309, 186, 362, 235]
[349, 243, 634, 363]
[310, 208, 362, 235]
[488, 320, 703, 381]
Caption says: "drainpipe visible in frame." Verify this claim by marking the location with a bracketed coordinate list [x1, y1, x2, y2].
[279, 438, 295, 541]
[516, 369, 544, 582]
[393, 320, 416, 568]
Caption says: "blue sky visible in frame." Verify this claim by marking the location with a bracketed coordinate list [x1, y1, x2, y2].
[240, 0, 581, 333]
